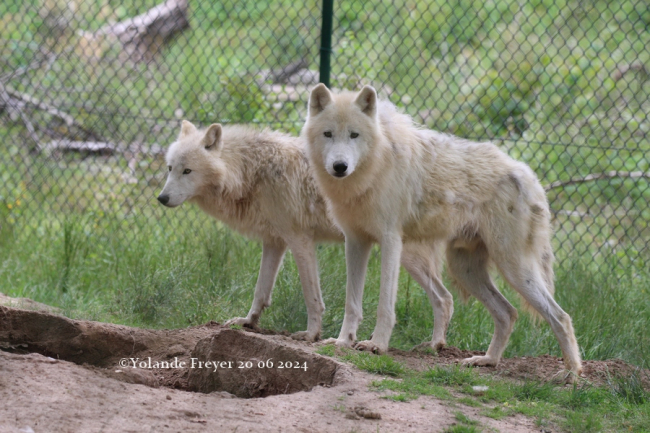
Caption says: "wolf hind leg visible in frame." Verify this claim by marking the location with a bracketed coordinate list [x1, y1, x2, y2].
[495, 253, 582, 381]
[285, 234, 325, 342]
[401, 242, 453, 351]
[447, 242, 518, 367]
[224, 239, 287, 328]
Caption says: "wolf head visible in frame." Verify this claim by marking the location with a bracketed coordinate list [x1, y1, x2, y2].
[303, 84, 382, 180]
[157, 120, 224, 207]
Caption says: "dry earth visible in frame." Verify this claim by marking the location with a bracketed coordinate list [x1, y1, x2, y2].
[0, 300, 646, 433]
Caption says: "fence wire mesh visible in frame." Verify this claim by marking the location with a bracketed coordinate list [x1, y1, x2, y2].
[1, 0, 649, 274]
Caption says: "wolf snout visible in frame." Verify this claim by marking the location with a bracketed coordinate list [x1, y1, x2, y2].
[157, 194, 170, 205]
[332, 161, 348, 177]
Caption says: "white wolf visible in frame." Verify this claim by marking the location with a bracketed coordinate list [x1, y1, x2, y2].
[302, 84, 582, 378]
[157, 120, 453, 345]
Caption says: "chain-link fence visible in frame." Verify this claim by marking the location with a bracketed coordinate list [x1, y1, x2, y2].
[1, 0, 649, 274]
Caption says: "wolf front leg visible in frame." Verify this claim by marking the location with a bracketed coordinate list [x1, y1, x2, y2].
[286, 234, 325, 342]
[355, 232, 402, 354]
[224, 239, 287, 328]
[323, 233, 372, 349]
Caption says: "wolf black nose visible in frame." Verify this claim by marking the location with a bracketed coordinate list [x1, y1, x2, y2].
[157, 194, 170, 205]
[333, 161, 348, 176]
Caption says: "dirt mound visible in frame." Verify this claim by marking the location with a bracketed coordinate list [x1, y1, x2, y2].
[0, 292, 61, 313]
[2, 305, 647, 390]
[0, 306, 340, 394]
[188, 328, 338, 397]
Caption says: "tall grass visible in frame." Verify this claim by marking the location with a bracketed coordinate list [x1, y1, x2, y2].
[1, 206, 648, 366]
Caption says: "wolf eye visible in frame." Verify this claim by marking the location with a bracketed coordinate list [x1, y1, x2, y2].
[324, 131, 332, 138]
[350, 132, 359, 139]
[168, 166, 172, 172]
[183, 169, 192, 175]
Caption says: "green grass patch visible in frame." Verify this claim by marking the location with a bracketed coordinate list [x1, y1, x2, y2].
[453, 411, 480, 426]
[371, 363, 650, 432]
[480, 405, 509, 420]
[607, 369, 650, 406]
[383, 392, 411, 402]
[444, 424, 482, 433]
[315, 344, 336, 357]
[457, 396, 482, 408]
[423, 364, 481, 387]
[339, 350, 406, 377]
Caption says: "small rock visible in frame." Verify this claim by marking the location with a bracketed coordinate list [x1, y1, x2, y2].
[472, 385, 489, 395]
[354, 406, 381, 420]
[212, 391, 236, 399]
[166, 395, 172, 400]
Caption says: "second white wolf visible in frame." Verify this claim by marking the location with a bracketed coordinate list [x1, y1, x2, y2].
[303, 84, 582, 379]
[158, 120, 453, 344]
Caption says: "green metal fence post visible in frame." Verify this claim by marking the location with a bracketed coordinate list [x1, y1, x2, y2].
[319, 0, 334, 88]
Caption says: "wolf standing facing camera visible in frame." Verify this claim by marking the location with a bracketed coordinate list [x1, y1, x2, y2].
[158, 120, 454, 346]
[302, 84, 582, 379]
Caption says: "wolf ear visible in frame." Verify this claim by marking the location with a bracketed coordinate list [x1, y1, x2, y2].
[202, 123, 223, 151]
[309, 83, 333, 116]
[180, 120, 197, 138]
[354, 85, 377, 117]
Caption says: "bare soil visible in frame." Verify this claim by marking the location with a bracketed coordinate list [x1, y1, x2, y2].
[0, 302, 647, 432]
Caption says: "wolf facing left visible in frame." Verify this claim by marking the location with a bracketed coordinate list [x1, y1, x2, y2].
[157, 121, 454, 345]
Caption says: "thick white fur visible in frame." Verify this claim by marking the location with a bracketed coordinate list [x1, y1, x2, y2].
[159, 121, 454, 346]
[302, 84, 582, 378]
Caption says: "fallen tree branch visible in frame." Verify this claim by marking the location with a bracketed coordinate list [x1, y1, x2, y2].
[1, 84, 100, 144]
[43, 140, 116, 156]
[0, 46, 60, 83]
[4, 86, 77, 127]
[269, 59, 309, 84]
[544, 170, 650, 191]
[0, 83, 42, 152]
[43, 140, 165, 157]
[94, 0, 189, 63]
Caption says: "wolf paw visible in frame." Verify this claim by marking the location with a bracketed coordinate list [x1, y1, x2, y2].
[411, 340, 445, 353]
[290, 330, 320, 342]
[431, 338, 446, 351]
[224, 317, 255, 327]
[318, 337, 354, 348]
[550, 368, 584, 384]
[354, 340, 386, 354]
[461, 355, 498, 367]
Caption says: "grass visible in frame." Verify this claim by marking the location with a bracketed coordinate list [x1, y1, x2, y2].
[338, 350, 406, 377]
[366, 361, 650, 432]
[1, 203, 649, 367]
[314, 345, 650, 432]
[444, 424, 481, 433]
